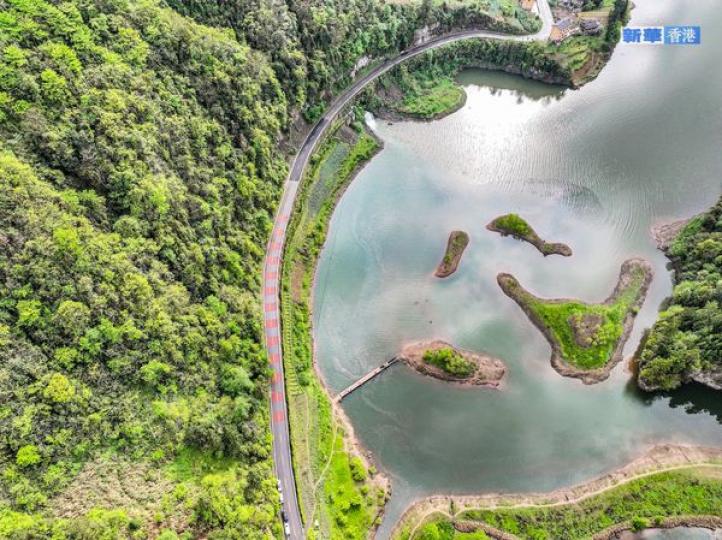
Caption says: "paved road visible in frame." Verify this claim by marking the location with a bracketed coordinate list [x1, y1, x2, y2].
[263, 4, 553, 539]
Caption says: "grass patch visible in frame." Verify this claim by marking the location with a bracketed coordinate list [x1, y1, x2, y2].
[491, 214, 532, 237]
[280, 124, 385, 538]
[525, 267, 645, 369]
[459, 468, 722, 539]
[423, 348, 475, 378]
[397, 77, 466, 120]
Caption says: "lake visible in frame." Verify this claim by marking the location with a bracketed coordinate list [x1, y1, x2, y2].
[313, 0, 722, 536]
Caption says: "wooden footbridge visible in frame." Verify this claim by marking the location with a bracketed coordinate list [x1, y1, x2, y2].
[335, 357, 400, 402]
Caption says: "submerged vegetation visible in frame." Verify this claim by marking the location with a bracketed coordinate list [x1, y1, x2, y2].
[638, 197, 722, 391]
[487, 214, 572, 257]
[400, 467, 722, 540]
[498, 259, 652, 382]
[279, 124, 387, 538]
[435, 231, 470, 277]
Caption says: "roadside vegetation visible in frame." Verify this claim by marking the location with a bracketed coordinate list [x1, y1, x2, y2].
[423, 348, 475, 378]
[498, 260, 650, 371]
[400, 467, 722, 540]
[170, 0, 540, 122]
[638, 197, 722, 391]
[279, 122, 387, 539]
[487, 214, 571, 256]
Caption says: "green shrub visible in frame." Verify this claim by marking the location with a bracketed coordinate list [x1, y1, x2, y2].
[423, 348, 475, 378]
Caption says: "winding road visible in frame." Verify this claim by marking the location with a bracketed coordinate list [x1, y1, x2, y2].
[262, 3, 553, 538]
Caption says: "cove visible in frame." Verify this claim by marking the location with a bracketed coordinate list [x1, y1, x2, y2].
[313, 0, 722, 536]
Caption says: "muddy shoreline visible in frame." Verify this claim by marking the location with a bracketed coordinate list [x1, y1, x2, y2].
[396, 339, 506, 388]
[498, 258, 653, 384]
[392, 444, 722, 540]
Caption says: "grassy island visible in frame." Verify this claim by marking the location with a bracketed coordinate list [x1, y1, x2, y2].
[397, 340, 505, 388]
[435, 231, 470, 278]
[487, 214, 572, 257]
[497, 259, 652, 384]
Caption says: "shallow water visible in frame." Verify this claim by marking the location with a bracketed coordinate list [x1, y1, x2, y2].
[621, 529, 722, 540]
[313, 0, 722, 537]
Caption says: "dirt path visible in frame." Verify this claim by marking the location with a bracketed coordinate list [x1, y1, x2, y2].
[396, 444, 722, 539]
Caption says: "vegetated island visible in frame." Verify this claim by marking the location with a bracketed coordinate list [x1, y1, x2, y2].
[497, 258, 653, 384]
[396, 340, 505, 388]
[637, 198, 722, 391]
[435, 231, 470, 278]
[487, 213, 572, 257]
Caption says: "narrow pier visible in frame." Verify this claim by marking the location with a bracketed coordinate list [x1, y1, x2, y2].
[335, 357, 400, 402]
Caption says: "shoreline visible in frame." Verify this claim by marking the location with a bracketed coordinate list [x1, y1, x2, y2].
[304, 126, 393, 532]
[391, 444, 722, 539]
[498, 258, 653, 384]
[600, 516, 722, 540]
[396, 339, 506, 388]
[374, 87, 469, 124]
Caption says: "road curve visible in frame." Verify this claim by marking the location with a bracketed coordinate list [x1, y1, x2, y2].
[263, 4, 553, 539]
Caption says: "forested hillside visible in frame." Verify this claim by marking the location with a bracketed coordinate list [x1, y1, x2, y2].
[638, 199, 722, 391]
[0, 0, 540, 537]
[167, 0, 541, 120]
[0, 0, 289, 536]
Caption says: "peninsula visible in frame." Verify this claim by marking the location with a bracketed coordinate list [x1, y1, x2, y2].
[487, 214, 572, 257]
[396, 340, 506, 387]
[497, 259, 653, 384]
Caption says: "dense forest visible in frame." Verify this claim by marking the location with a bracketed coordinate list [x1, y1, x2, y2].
[0, 0, 543, 537]
[638, 198, 722, 391]
[167, 0, 541, 121]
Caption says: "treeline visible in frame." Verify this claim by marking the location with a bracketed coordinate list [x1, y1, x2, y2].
[166, 0, 541, 120]
[361, 37, 572, 115]
[638, 198, 722, 391]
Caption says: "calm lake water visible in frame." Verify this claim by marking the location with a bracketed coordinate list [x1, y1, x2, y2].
[313, 0, 722, 537]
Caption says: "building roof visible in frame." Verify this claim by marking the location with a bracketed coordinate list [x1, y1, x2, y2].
[580, 18, 601, 30]
[556, 17, 576, 31]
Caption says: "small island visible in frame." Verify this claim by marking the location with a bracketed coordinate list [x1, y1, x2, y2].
[396, 340, 506, 387]
[497, 259, 653, 384]
[487, 214, 572, 257]
[434, 231, 470, 278]
[434, 231, 469, 278]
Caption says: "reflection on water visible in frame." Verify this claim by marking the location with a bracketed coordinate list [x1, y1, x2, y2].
[313, 1, 722, 538]
[455, 69, 567, 103]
